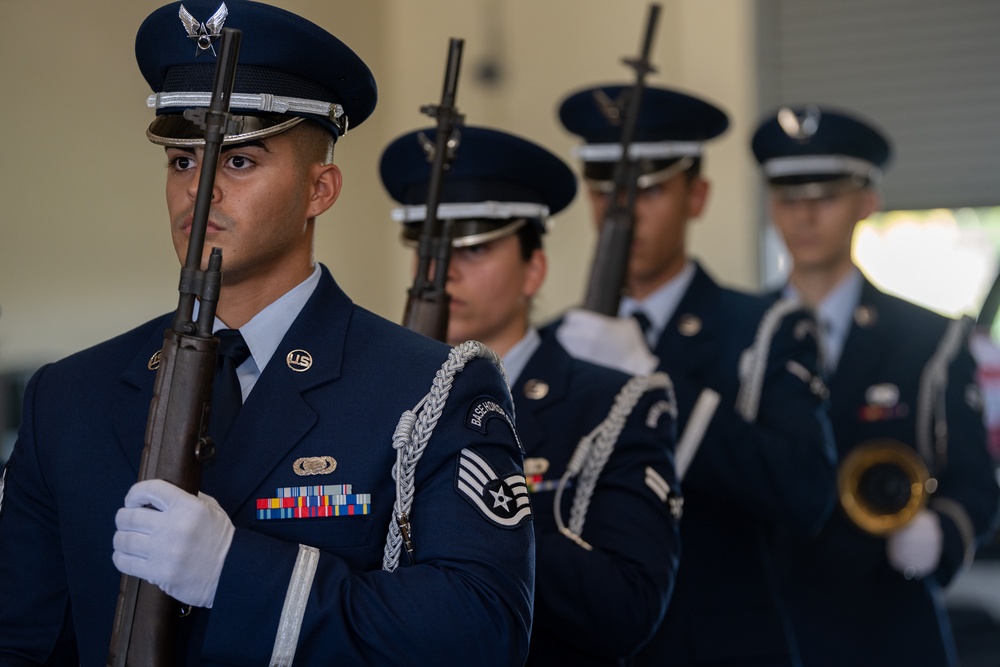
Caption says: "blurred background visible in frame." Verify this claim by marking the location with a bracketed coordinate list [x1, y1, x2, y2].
[2, 0, 999, 662]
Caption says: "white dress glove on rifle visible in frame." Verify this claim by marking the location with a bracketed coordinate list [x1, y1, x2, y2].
[886, 508, 943, 580]
[113, 478, 235, 608]
[556, 308, 659, 376]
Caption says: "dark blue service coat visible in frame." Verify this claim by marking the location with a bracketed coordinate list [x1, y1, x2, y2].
[769, 278, 1000, 667]
[515, 330, 680, 666]
[0, 266, 535, 666]
[629, 263, 837, 667]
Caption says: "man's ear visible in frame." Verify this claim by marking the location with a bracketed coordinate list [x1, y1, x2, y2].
[687, 177, 710, 219]
[859, 187, 880, 220]
[524, 248, 547, 299]
[307, 163, 343, 218]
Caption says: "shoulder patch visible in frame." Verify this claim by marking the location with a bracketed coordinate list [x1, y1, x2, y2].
[455, 448, 532, 529]
[465, 395, 512, 434]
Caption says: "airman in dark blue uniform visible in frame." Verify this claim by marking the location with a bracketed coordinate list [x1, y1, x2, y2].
[554, 85, 838, 666]
[0, 2, 534, 664]
[752, 104, 1000, 667]
[380, 125, 682, 665]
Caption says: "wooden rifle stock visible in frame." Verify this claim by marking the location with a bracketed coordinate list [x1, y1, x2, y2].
[402, 38, 465, 341]
[582, 4, 661, 316]
[107, 28, 241, 667]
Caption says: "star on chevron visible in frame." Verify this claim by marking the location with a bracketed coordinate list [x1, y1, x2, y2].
[489, 486, 512, 511]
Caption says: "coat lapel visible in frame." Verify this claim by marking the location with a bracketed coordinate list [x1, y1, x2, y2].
[202, 267, 351, 513]
[511, 335, 572, 456]
[654, 263, 722, 384]
[112, 314, 176, 476]
[828, 279, 888, 425]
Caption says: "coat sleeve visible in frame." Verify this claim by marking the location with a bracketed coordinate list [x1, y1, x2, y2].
[930, 342, 1000, 586]
[687, 308, 838, 536]
[200, 357, 535, 666]
[0, 365, 79, 665]
[531, 386, 680, 660]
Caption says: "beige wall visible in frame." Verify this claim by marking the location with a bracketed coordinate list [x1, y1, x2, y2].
[0, 0, 760, 372]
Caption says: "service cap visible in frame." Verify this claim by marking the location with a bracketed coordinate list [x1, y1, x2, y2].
[136, 0, 377, 146]
[558, 84, 728, 191]
[380, 126, 576, 247]
[751, 105, 892, 200]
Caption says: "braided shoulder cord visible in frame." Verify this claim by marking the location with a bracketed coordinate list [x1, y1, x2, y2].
[916, 316, 973, 472]
[736, 298, 803, 422]
[554, 371, 676, 548]
[383, 340, 510, 572]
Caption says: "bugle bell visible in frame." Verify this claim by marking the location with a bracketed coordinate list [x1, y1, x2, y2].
[837, 438, 937, 535]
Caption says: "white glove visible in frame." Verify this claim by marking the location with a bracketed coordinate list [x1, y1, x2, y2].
[886, 508, 943, 580]
[113, 478, 235, 608]
[556, 308, 659, 376]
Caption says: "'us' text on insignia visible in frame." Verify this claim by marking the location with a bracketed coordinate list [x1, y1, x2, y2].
[455, 448, 531, 529]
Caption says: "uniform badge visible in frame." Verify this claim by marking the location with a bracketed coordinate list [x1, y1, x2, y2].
[859, 383, 908, 421]
[854, 304, 878, 328]
[455, 448, 531, 529]
[148, 350, 163, 371]
[293, 456, 337, 476]
[677, 314, 702, 336]
[646, 399, 676, 429]
[523, 457, 549, 476]
[286, 349, 313, 372]
[522, 379, 549, 400]
[591, 88, 628, 125]
[777, 105, 821, 142]
[178, 3, 228, 57]
[465, 396, 515, 437]
[256, 484, 370, 520]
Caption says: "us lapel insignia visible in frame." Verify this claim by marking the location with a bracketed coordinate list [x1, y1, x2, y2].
[148, 350, 163, 370]
[293, 455, 337, 476]
[523, 379, 549, 400]
[256, 483, 370, 520]
[854, 304, 878, 328]
[286, 349, 313, 372]
[678, 314, 702, 336]
[455, 448, 532, 528]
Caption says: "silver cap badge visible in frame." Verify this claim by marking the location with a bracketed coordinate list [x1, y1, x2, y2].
[178, 3, 229, 57]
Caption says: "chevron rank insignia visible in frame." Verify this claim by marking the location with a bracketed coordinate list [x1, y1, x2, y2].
[455, 448, 531, 529]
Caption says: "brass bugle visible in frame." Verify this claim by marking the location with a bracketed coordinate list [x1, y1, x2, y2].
[837, 438, 937, 536]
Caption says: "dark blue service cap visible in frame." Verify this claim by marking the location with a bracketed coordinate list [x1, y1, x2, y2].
[751, 105, 892, 199]
[136, 0, 377, 145]
[558, 84, 729, 190]
[380, 126, 577, 247]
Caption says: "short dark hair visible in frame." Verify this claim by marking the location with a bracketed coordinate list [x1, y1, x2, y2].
[515, 221, 544, 261]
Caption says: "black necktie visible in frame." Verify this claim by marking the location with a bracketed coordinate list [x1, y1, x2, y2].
[208, 328, 251, 443]
[631, 310, 653, 349]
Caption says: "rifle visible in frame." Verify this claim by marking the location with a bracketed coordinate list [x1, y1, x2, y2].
[401, 38, 466, 341]
[582, 3, 661, 316]
[107, 27, 241, 667]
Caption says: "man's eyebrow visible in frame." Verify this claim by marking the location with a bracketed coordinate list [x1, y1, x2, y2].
[222, 140, 269, 154]
[162, 140, 271, 156]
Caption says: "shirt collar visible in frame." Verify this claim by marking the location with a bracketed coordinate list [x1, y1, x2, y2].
[502, 328, 541, 386]
[217, 263, 322, 374]
[619, 260, 697, 345]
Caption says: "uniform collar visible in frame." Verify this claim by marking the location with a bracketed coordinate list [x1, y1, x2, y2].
[502, 328, 541, 386]
[619, 260, 697, 346]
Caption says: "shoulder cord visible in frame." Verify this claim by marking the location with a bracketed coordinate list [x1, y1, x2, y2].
[736, 298, 804, 423]
[916, 315, 974, 472]
[383, 340, 510, 573]
[919, 316, 977, 568]
[554, 371, 676, 550]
